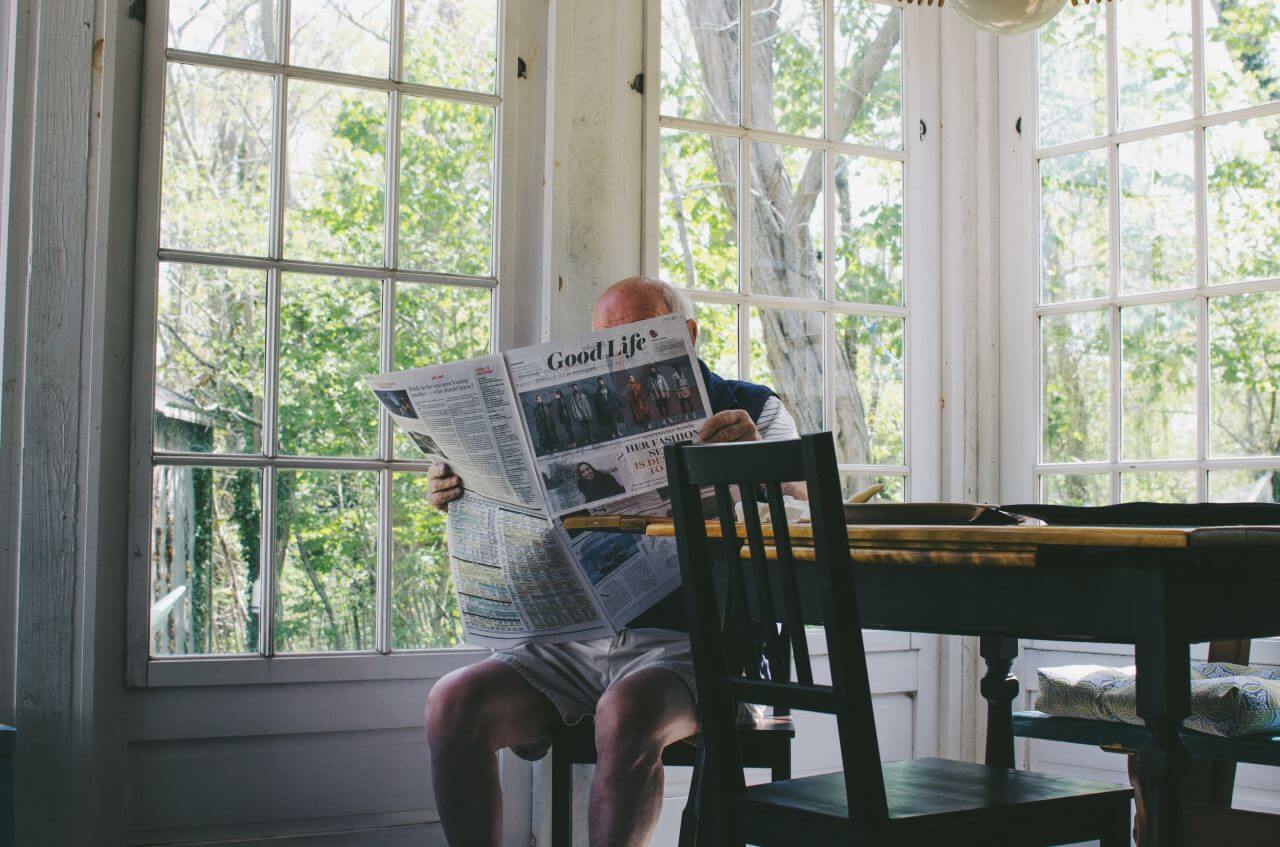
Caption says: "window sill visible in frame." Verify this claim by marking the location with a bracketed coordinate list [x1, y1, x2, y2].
[139, 648, 492, 688]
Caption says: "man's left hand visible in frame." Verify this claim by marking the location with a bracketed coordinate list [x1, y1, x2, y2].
[696, 409, 760, 444]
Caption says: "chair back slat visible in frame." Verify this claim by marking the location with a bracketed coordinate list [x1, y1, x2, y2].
[739, 483, 785, 675]
[764, 479, 814, 686]
[714, 482, 758, 680]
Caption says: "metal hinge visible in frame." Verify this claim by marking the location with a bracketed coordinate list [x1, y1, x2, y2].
[629, 72, 644, 94]
[127, 0, 145, 23]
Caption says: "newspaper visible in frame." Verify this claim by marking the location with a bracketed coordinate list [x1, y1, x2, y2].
[365, 315, 711, 647]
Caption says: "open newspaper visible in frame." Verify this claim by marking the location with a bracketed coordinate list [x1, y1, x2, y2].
[365, 315, 711, 647]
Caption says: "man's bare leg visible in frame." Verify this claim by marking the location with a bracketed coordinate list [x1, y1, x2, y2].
[589, 667, 699, 847]
[425, 658, 560, 847]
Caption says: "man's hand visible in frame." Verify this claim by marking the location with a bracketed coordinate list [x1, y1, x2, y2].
[427, 462, 464, 511]
[696, 409, 760, 444]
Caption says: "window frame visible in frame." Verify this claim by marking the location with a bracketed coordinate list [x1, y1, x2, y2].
[998, 4, 1280, 506]
[640, 0, 942, 502]
[127, 0, 522, 687]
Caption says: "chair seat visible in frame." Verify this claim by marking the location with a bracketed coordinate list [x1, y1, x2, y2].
[1013, 709, 1280, 767]
[736, 757, 1131, 845]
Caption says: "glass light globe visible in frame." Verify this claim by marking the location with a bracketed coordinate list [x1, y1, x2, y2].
[947, 0, 1069, 35]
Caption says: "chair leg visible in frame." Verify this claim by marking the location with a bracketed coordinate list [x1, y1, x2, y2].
[677, 745, 706, 847]
[771, 747, 791, 782]
[551, 739, 573, 847]
[1099, 799, 1134, 847]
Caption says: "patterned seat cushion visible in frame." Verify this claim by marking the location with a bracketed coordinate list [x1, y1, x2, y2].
[1035, 662, 1280, 738]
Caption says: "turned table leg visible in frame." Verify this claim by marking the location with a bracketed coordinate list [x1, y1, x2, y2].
[1135, 581, 1191, 847]
[980, 636, 1020, 770]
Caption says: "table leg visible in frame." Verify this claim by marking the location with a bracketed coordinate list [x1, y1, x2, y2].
[980, 636, 1019, 770]
[1135, 627, 1191, 847]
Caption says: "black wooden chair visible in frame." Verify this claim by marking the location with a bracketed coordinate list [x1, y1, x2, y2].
[665, 432, 1135, 846]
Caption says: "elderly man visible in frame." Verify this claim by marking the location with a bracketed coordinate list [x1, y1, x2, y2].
[423, 276, 801, 847]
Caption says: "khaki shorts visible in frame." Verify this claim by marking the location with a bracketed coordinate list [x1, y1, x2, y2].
[492, 627, 697, 761]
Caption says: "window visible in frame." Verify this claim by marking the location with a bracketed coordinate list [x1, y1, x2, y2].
[134, 0, 505, 674]
[1002, 0, 1280, 505]
[646, 0, 936, 501]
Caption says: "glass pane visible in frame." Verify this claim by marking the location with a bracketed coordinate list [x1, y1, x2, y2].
[1204, 0, 1280, 115]
[750, 141, 823, 299]
[660, 0, 740, 125]
[1121, 471, 1197, 502]
[151, 466, 261, 656]
[1208, 468, 1280, 502]
[274, 469, 378, 653]
[155, 264, 266, 455]
[1040, 473, 1110, 505]
[392, 473, 461, 648]
[404, 0, 498, 93]
[751, 0, 824, 137]
[399, 97, 495, 276]
[394, 283, 493, 458]
[168, 0, 278, 61]
[660, 129, 739, 293]
[694, 301, 738, 380]
[161, 64, 273, 256]
[750, 307, 823, 434]
[834, 155, 902, 305]
[284, 81, 386, 266]
[1121, 300, 1197, 460]
[1042, 310, 1111, 462]
[1117, 0, 1193, 130]
[278, 275, 382, 457]
[1206, 114, 1280, 286]
[1119, 133, 1195, 293]
[834, 0, 902, 149]
[1038, 7, 1107, 147]
[833, 314, 903, 466]
[1040, 149, 1109, 303]
[289, 0, 392, 78]
[1209, 289, 1280, 457]
[841, 472, 905, 502]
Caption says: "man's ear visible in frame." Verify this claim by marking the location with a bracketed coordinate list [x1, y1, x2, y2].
[686, 318, 698, 348]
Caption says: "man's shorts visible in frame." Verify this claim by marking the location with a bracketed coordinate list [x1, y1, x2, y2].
[491, 627, 697, 761]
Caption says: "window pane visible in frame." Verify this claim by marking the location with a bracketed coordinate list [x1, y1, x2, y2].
[151, 466, 262, 656]
[1204, 0, 1280, 115]
[1121, 471, 1197, 502]
[1117, 0, 1193, 130]
[289, 0, 391, 78]
[278, 274, 382, 457]
[834, 0, 902, 149]
[1209, 289, 1280, 457]
[394, 283, 493, 458]
[694, 301, 738, 380]
[750, 307, 823, 434]
[1208, 468, 1280, 502]
[660, 129, 739, 293]
[841, 472, 905, 502]
[1206, 114, 1280, 286]
[1121, 300, 1197, 460]
[661, 0, 740, 125]
[168, 0, 278, 61]
[751, 0, 824, 137]
[1041, 472, 1110, 505]
[274, 469, 378, 653]
[155, 263, 266, 455]
[1038, 8, 1106, 147]
[392, 473, 460, 648]
[750, 141, 824, 299]
[285, 81, 386, 265]
[1040, 149, 1109, 304]
[833, 314, 903, 466]
[1042, 310, 1110, 462]
[834, 155, 902, 305]
[162, 64, 273, 256]
[1119, 133, 1195, 293]
[399, 97, 495, 276]
[404, 0, 498, 93]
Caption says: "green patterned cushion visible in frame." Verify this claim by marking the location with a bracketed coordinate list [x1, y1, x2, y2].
[1035, 662, 1280, 738]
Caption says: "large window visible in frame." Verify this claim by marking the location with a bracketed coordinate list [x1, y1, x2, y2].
[1007, 0, 1279, 504]
[647, 0, 931, 501]
[135, 0, 504, 672]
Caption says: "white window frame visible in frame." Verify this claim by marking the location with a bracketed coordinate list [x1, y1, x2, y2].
[640, 0, 942, 501]
[127, 0, 525, 687]
[998, 8, 1280, 507]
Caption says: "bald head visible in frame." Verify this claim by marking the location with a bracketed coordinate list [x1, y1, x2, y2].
[592, 276, 698, 346]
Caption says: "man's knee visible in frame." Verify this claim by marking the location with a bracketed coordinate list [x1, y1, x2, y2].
[426, 668, 498, 751]
[594, 676, 691, 771]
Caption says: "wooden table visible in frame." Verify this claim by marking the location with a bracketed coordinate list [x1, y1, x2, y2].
[566, 517, 1280, 847]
